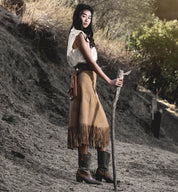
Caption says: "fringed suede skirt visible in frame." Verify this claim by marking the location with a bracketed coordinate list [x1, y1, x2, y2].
[68, 70, 110, 149]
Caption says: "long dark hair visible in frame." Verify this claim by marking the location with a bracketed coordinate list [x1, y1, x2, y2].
[70, 4, 95, 47]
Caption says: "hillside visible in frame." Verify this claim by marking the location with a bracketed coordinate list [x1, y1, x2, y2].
[0, 6, 178, 192]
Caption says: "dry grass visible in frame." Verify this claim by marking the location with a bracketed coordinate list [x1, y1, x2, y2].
[22, 0, 72, 32]
[94, 30, 133, 67]
[0, 0, 25, 16]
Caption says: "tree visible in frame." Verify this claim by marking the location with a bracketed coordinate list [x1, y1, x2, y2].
[129, 18, 178, 105]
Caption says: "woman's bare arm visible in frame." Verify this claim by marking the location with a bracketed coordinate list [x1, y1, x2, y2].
[76, 32, 123, 87]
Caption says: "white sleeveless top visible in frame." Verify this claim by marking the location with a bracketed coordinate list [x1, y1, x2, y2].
[67, 27, 98, 67]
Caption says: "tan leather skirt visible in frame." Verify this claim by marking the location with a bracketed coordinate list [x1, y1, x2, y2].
[68, 70, 110, 149]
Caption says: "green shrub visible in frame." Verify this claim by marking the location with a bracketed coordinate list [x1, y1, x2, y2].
[129, 18, 178, 105]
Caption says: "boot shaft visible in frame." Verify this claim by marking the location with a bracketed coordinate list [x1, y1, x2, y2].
[97, 151, 110, 170]
[78, 152, 91, 170]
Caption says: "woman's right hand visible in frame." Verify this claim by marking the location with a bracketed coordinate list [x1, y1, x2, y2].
[109, 78, 123, 87]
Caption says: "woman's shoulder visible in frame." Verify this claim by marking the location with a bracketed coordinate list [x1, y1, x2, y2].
[70, 27, 86, 38]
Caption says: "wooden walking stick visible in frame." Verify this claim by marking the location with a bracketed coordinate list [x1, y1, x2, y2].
[111, 69, 131, 191]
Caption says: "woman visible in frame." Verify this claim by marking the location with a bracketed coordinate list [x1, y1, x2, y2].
[67, 4, 123, 185]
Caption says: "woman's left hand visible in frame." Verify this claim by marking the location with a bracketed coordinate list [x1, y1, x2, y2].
[109, 78, 123, 87]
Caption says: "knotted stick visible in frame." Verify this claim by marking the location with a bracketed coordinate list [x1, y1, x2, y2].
[111, 69, 131, 191]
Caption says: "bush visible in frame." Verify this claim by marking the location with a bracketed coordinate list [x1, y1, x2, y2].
[129, 18, 178, 105]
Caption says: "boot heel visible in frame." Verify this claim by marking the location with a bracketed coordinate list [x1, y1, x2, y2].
[96, 174, 102, 181]
[76, 176, 83, 182]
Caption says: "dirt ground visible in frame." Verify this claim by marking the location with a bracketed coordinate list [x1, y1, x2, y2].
[1, 116, 178, 192]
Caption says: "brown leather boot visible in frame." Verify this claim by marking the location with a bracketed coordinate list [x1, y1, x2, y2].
[95, 151, 120, 183]
[76, 152, 101, 185]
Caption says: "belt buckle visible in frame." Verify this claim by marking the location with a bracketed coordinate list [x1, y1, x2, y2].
[75, 67, 79, 71]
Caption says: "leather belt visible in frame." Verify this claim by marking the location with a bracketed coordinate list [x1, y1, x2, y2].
[75, 63, 92, 73]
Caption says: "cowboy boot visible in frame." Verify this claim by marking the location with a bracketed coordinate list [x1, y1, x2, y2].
[76, 152, 101, 185]
[95, 151, 120, 183]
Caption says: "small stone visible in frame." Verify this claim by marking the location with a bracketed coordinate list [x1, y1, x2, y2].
[11, 150, 25, 159]
[69, 187, 74, 191]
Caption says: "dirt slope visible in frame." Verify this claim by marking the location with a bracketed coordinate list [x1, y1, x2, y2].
[1, 123, 178, 192]
[0, 6, 178, 192]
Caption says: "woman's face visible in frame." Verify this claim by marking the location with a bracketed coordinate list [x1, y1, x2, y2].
[80, 10, 92, 29]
